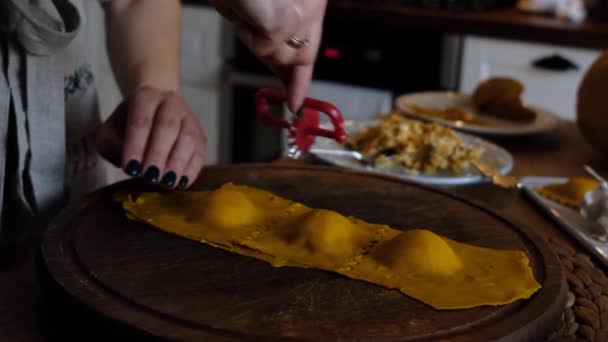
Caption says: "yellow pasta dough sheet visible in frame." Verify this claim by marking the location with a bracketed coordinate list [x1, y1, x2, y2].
[117, 183, 541, 310]
[536, 177, 598, 209]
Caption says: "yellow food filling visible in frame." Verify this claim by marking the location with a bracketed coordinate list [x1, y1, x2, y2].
[118, 183, 541, 310]
[537, 177, 599, 209]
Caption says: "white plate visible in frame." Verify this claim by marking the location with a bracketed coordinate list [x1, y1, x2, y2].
[310, 120, 513, 186]
[519, 176, 608, 268]
[395, 91, 560, 136]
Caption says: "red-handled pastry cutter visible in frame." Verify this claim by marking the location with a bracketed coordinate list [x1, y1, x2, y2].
[254, 88, 346, 158]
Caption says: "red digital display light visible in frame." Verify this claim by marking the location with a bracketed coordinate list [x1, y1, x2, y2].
[323, 48, 341, 59]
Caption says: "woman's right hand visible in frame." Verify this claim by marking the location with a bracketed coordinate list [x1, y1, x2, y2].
[212, 0, 327, 113]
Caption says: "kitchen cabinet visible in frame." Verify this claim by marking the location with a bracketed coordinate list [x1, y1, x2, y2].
[459, 35, 602, 120]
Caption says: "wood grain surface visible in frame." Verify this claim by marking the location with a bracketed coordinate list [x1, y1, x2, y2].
[42, 165, 565, 341]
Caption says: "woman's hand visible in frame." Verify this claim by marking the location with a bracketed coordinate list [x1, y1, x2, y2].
[100, 1, 207, 189]
[212, 0, 327, 112]
[96, 86, 207, 189]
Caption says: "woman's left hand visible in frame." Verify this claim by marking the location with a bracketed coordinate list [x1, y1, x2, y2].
[96, 86, 207, 189]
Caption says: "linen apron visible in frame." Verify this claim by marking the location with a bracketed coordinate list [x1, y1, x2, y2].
[0, 0, 106, 239]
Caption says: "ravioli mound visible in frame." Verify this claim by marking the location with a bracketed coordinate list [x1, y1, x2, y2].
[373, 229, 463, 276]
[537, 177, 599, 209]
[286, 209, 359, 258]
[118, 183, 541, 310]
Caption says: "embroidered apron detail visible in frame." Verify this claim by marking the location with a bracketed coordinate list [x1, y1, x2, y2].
[64, 63, 94, 100]
[0, 0, 81, 225]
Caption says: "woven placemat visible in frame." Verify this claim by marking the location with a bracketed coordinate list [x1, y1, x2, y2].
[547, 238, 608, 342]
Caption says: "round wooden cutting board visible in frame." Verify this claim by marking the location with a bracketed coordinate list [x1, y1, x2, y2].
[41, 164, 565, 341]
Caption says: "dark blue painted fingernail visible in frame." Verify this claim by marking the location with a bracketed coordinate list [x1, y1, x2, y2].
[125, 159, 142, 177]
[161, 171, 177, 188]
[178, 176, 189, 189]
[144, 166, 160, 184]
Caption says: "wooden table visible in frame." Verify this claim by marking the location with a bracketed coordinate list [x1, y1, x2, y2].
[1, 121, 607, 341]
